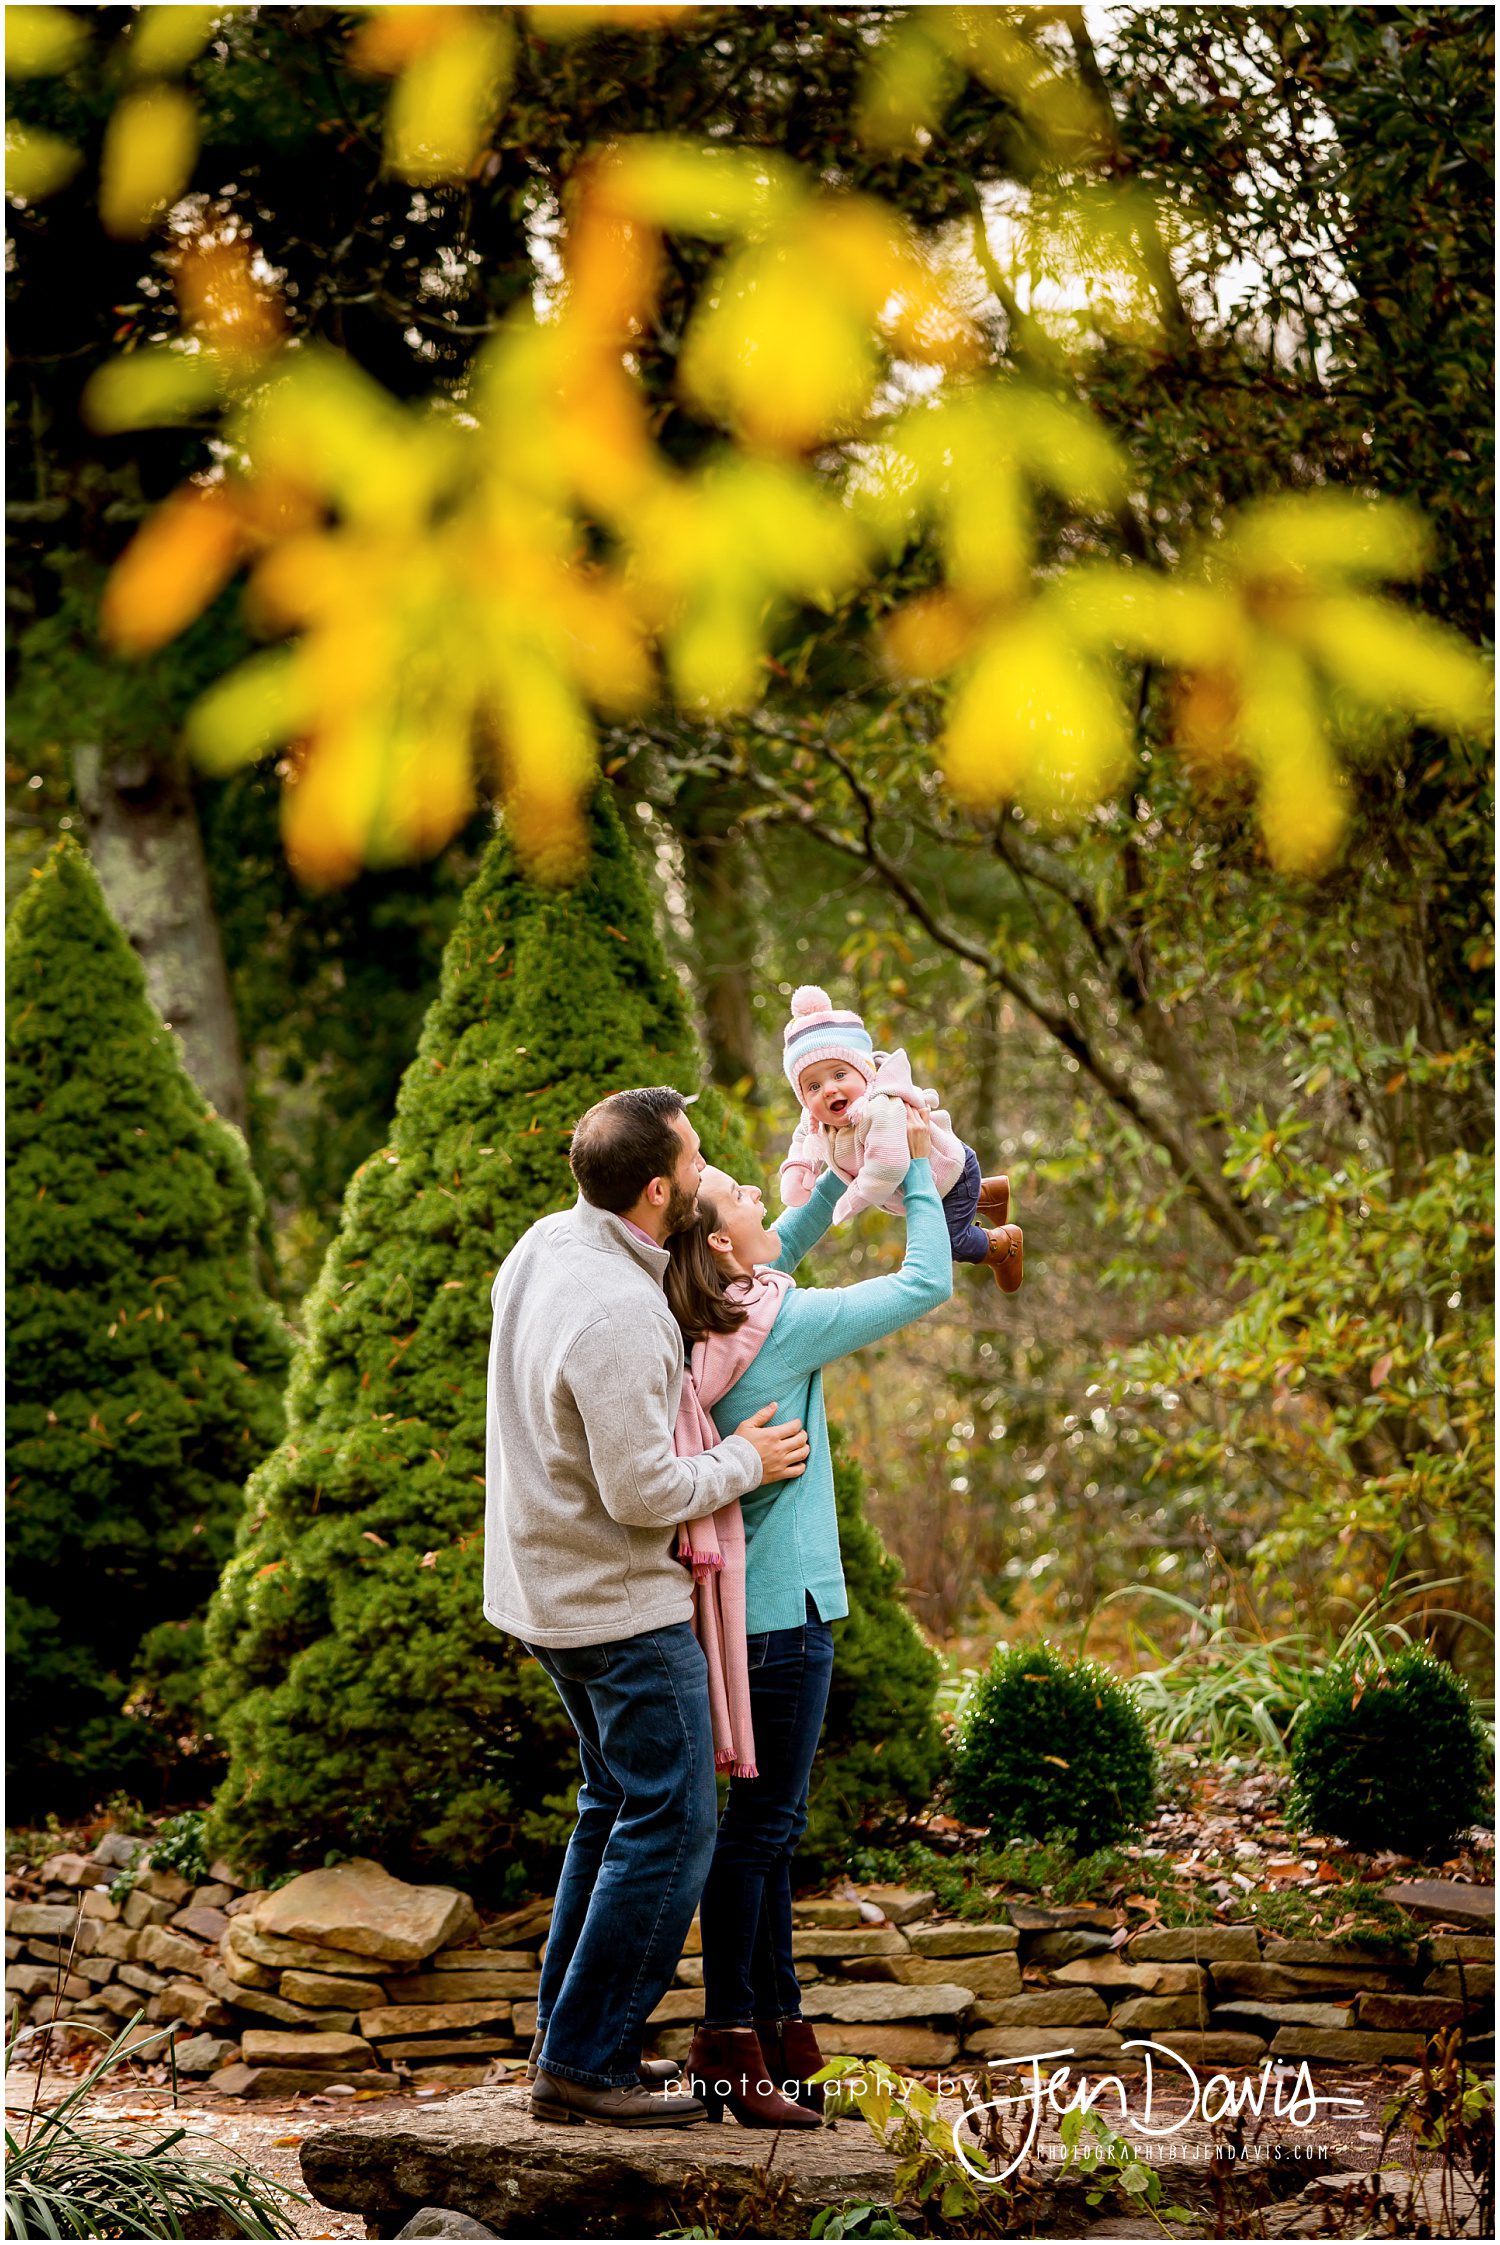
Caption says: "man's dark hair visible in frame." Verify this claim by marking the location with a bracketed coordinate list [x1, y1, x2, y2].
[569, 1087, 688, 1213]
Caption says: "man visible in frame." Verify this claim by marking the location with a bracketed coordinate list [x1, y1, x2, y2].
[484, 1086, 810, 2126]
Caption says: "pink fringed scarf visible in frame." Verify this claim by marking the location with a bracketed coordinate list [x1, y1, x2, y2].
[672, 1266, 793, 1779]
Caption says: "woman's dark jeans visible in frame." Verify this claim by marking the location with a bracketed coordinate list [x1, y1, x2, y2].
[699, 1593, 836, 2026]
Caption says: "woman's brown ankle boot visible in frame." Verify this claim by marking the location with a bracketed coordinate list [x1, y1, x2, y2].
[755, 2014, 829, 2114]
[686, 2024, 822, 2129]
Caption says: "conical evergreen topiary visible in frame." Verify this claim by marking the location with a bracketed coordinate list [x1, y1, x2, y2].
[203, 786, 945, 1888]
[202, 787, 755, 1885]
[5, 838, 290, 1812]
[801, 1430, 945, 1877]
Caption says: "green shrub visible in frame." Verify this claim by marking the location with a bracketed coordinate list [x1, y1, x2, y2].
[147, 1810, 211, 1886]
[203, 787, 944, 1888]
[5, 839, 289, 1815]
[949, 1641, 1156, 1853]
[1289, 1645, 1492, 1859]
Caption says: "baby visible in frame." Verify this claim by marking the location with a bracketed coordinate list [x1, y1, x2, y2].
[778, 987, 1024, 1291]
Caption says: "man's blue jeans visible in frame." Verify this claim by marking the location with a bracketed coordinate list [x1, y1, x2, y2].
[698, 1595, 836, 2025]
[523, 1620, 718, 2090]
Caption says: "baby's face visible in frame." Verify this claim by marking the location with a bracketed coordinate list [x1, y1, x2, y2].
[799, 1060, 864, 1129]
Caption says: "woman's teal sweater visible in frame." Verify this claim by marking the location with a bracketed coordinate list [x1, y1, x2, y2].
[709, 1156, 952, 1634]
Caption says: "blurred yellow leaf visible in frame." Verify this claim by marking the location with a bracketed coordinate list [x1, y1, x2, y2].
[944, 611, 1130, 815]
[529, 2, 692, 35]
[102, 485, 245, 656]
[186, 649, 311, 773]
[82, 346, 223, 433]
[99, 84, 198, 237]
[6, 4, 87, 76]
[382, 12, 512, 182]
[1291, 595, 1493, 737]
[127, 4, 220, 77]
[4, 121, 81, 201]
[1227, 492, 1430, 588]
[176, 233, 285, 365]
[600, 136, 799, 240]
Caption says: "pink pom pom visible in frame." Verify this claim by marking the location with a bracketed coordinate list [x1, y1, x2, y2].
[790, 985, 831, 1017]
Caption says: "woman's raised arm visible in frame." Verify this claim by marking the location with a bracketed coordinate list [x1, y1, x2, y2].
[762, 1155, 952, 1382]
[770, 1167, 845, 1275]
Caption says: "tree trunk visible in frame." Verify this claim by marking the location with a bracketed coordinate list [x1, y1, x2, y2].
[680, 821, 762, 1101]
[71, 743, 249, 1134]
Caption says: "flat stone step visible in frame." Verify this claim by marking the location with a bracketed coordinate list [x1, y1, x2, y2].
[1383, 1881, 1495, 1930]
[300, 2079, 898, 2239]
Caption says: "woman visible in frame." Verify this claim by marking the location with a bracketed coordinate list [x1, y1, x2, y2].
[664, 1109, 949, 2127]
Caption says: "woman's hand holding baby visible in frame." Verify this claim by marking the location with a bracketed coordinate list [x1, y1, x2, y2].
[906, 1110, 932, 1161]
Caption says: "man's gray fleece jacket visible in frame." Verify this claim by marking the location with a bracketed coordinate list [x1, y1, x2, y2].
[483, 1196, 765, 1648]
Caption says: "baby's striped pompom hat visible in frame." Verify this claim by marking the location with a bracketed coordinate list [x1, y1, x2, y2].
[782, 985, 877, 1099]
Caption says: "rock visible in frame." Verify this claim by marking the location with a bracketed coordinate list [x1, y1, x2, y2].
[818, 2023, 959, 2066]
[1428, 1934, 1495, 1961]
[229, 1918, 364, 1972]
[173, 2033, 241, 2073]
[256, 1861, 477, 1966]
[964, 2027, 1128, 2063]
[380, 1971, 538, 2004]
[7, 1905, 78, 1939]
[967, 1989, 1109, 2029]
[361, 2002, 514, 2041]
[1131, 2033, 1268, 2067]
[1264, 1937, 1419, 1969]
[392, 2200, 498, 2236]
[1212, 2002, 1353, 2033]
[904, 1922, 1018, 1957]
[1108, 1993, 1209, 2033]
[430, 1948, 535, 1973]
[1355, 1991, 1466, 2031]
[206, 1861, 244, 1889]
[80, 1889, 122, 1922]
[644, 1990, 702, 2025]
[118, 1963, 169, 1994]
[1423, 1962, 1495, 2004]
[301, 2081, 899, 2234]
[1383, 1880, 1495, 1929]
[86, 1924, 140, 1961]
[139, 1868, 193, 1906]
[674, 1958, 704, 1987]
[122, 1890, 175, 1930]
[476, 1903, 553, 1948]
[208, 2063, 394, 2099]
[150, 1979, 233, 2031]
[1127, 1927, 1259, 1964]
[678, 1916, 701, 1956]
[39, 1853, 110, 1889]
[789, 1925, 909, 1960]
[1053, 1956, 1168, 1992]
[202, 1959, 356, 2029]
[1210, 1960, 1404, 2001]
[403, 2064, 496, 2087]
[841, 1953, 1021, 1995]
[224, 1890, 267, 1918]
[1270, 2026, 1437, 2062]
[191, 1883, 238, 1910]
[513, 2003, 538, 2039]
[6, 1965, 58, 1998]
[1005, 1903, 1118, 1932]
[136, 1926, 209, 1978]
[382, 2037, 518, 2060]
[89, 1833, 149, 1870]
[172, 1906, 231, 1944]
[281, 1970, 389, 2010]
[241, 2029, 376, 2069]
[1020, 1930, 1115, 1968]
[394, 2210, 498, 2239]
[802, 1981, 975, 2024]
[848, 1885, 929, 1921]
[790, 1900, 862, 1928]
[93, 1982, 153, 2019]
[216, 1940, 278, 1990]
[73, 1956, 116, 1986]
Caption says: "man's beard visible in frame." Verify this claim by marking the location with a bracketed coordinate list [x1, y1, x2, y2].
[663, 1177, 700, 1237]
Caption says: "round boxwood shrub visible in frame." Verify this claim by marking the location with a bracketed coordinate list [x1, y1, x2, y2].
[949, 1641, 1156, 1852]
[1289, 1645, 1491, 1860]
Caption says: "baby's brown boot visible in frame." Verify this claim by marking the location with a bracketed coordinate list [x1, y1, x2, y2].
[984, 1223, 1024, 1293]
[976, 1173, 1010, 1225]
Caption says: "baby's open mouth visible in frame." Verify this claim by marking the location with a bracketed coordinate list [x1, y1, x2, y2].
[826, 1096, 849, 1117]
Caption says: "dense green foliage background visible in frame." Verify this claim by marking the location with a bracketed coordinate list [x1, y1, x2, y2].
[5, 8, 1492, 1855]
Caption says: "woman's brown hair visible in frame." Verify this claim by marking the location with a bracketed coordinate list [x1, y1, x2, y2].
[664, 1188, 749, 1342]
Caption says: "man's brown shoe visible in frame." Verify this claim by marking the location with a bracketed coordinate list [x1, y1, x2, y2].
[984, 1223, 1024, 1293]
[527, 2028, 679, 2087]
[976, 1173, 1011, 1226]
[531, 2065, 706, 2127]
